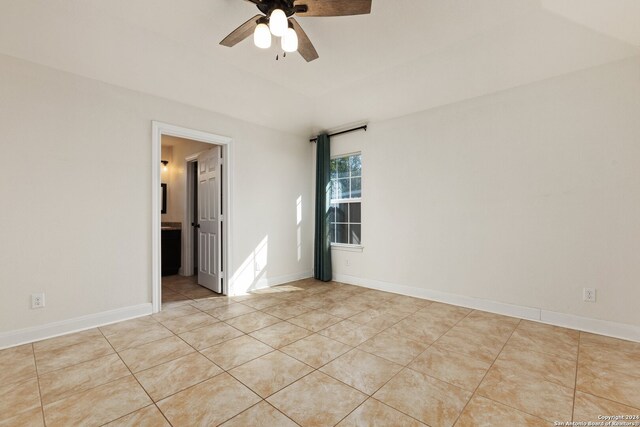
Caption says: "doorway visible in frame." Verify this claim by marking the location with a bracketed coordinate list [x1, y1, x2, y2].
[152, 122, 233, 313]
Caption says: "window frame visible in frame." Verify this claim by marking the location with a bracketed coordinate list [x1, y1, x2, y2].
[329, 152, 363, 249]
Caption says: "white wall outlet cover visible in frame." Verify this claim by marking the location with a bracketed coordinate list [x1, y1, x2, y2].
[31, 293, 45, 309]
[583, 288, 596, 303]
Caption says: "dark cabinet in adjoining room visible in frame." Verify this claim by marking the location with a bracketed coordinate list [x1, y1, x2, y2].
[161, 228, 181, 276]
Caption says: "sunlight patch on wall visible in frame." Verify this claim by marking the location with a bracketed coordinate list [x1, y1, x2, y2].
[230, 236, 269, 295]
[297, 196, 303, 261]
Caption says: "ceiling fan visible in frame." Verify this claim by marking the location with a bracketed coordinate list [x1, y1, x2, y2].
[220, 0, 372, 62]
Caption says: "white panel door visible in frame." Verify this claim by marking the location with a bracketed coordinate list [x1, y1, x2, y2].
[197, 147, 222, 292]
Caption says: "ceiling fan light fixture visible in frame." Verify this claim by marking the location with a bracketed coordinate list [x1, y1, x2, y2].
[281, 26, 298, 53]
[219, 0, 372, 62]
[253, 22, 271, 49]
[269, 8, 288, 37]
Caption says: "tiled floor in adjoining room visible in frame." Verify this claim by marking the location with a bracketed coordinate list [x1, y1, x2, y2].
[2, 277, 639, 426]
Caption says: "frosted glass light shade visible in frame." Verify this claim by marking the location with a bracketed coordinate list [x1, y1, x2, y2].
[254, 23, 271, 49]
[281, 27, 298, 53]
[269, 9, 287, 37]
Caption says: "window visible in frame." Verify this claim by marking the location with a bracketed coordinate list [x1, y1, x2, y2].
[329, 153, 361, 245]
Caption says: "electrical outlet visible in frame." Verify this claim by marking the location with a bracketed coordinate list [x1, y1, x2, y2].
[583, 288, 596, 303]
[31, 293, 45, 309]
[345, 258, 351, 267]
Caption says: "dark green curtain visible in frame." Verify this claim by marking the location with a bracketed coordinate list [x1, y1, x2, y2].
[314, 133, 332, 281]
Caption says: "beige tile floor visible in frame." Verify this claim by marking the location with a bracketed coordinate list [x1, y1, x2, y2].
[2, 275, 639, 426]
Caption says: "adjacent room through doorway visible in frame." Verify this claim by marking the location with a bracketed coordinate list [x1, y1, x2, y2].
[160, 134, 226, 306]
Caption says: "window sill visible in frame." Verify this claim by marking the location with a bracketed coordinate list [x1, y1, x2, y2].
[330, 244, 364, 253]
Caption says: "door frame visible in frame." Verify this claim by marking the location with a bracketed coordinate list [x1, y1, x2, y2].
[151, 121, 233, 313]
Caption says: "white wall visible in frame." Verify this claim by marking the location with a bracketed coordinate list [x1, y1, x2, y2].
[0, 54, 313, 339]
[329, 57, 640, 332]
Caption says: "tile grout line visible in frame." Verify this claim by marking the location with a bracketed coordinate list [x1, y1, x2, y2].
[565, 336, 640, 415]
[96, 326, 166, 426]
[577, 391, 640, 413]
[210, 400, 263, 426]
[40, 364, 139, 409]
[449, 317, 523, 426]
[572, 332, 582, 423]
[448, 320, 575, 423]
[278, 335, 354, 370]
[37, 339, 151, 426]
[32, 343, 48, 427]
[261, 399, 303, 427]
[198, 341, 277, 369]
[331, 305, 477, 426]
[142, 369, 227, 413]
[225, 349, 317, 397]
[32, 333, 117, 376]
[356, 303, 467, 358]
[314, 299, 420, 348]
[214, 345, 318, 425]
[33, 336, 134, 412]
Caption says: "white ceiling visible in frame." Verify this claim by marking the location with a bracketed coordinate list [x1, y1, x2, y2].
[0, 0, 638, 135]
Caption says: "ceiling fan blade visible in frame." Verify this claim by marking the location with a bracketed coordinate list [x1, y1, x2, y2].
[294, 0, 371, 17]
[220, 14, 262, 47]
[290, 18, 319, 62]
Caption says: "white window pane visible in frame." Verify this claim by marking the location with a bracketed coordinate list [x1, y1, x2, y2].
[330, 159, 338, 180]
[350, 155, 361, 177]
[351, 177, 361, 198]
[335, 224, 348, 244]
[333, 178, 349, 199]
[349, 224, 361, 245]
[335, 203, 348, 222]
[335, 157, 349, 178]
[349, 203, 361, 223]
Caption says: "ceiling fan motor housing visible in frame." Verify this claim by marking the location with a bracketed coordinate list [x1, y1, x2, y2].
[257, 0, 307, 17]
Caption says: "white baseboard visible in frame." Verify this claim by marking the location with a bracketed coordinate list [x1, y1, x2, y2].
[540, 310, 640, 343]
[233, 270, 313, 295]
[334, 273, 640, 343]
[0, 303, 153, 350]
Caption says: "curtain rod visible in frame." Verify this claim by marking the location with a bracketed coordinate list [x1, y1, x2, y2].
[309, 125, 367, 142]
